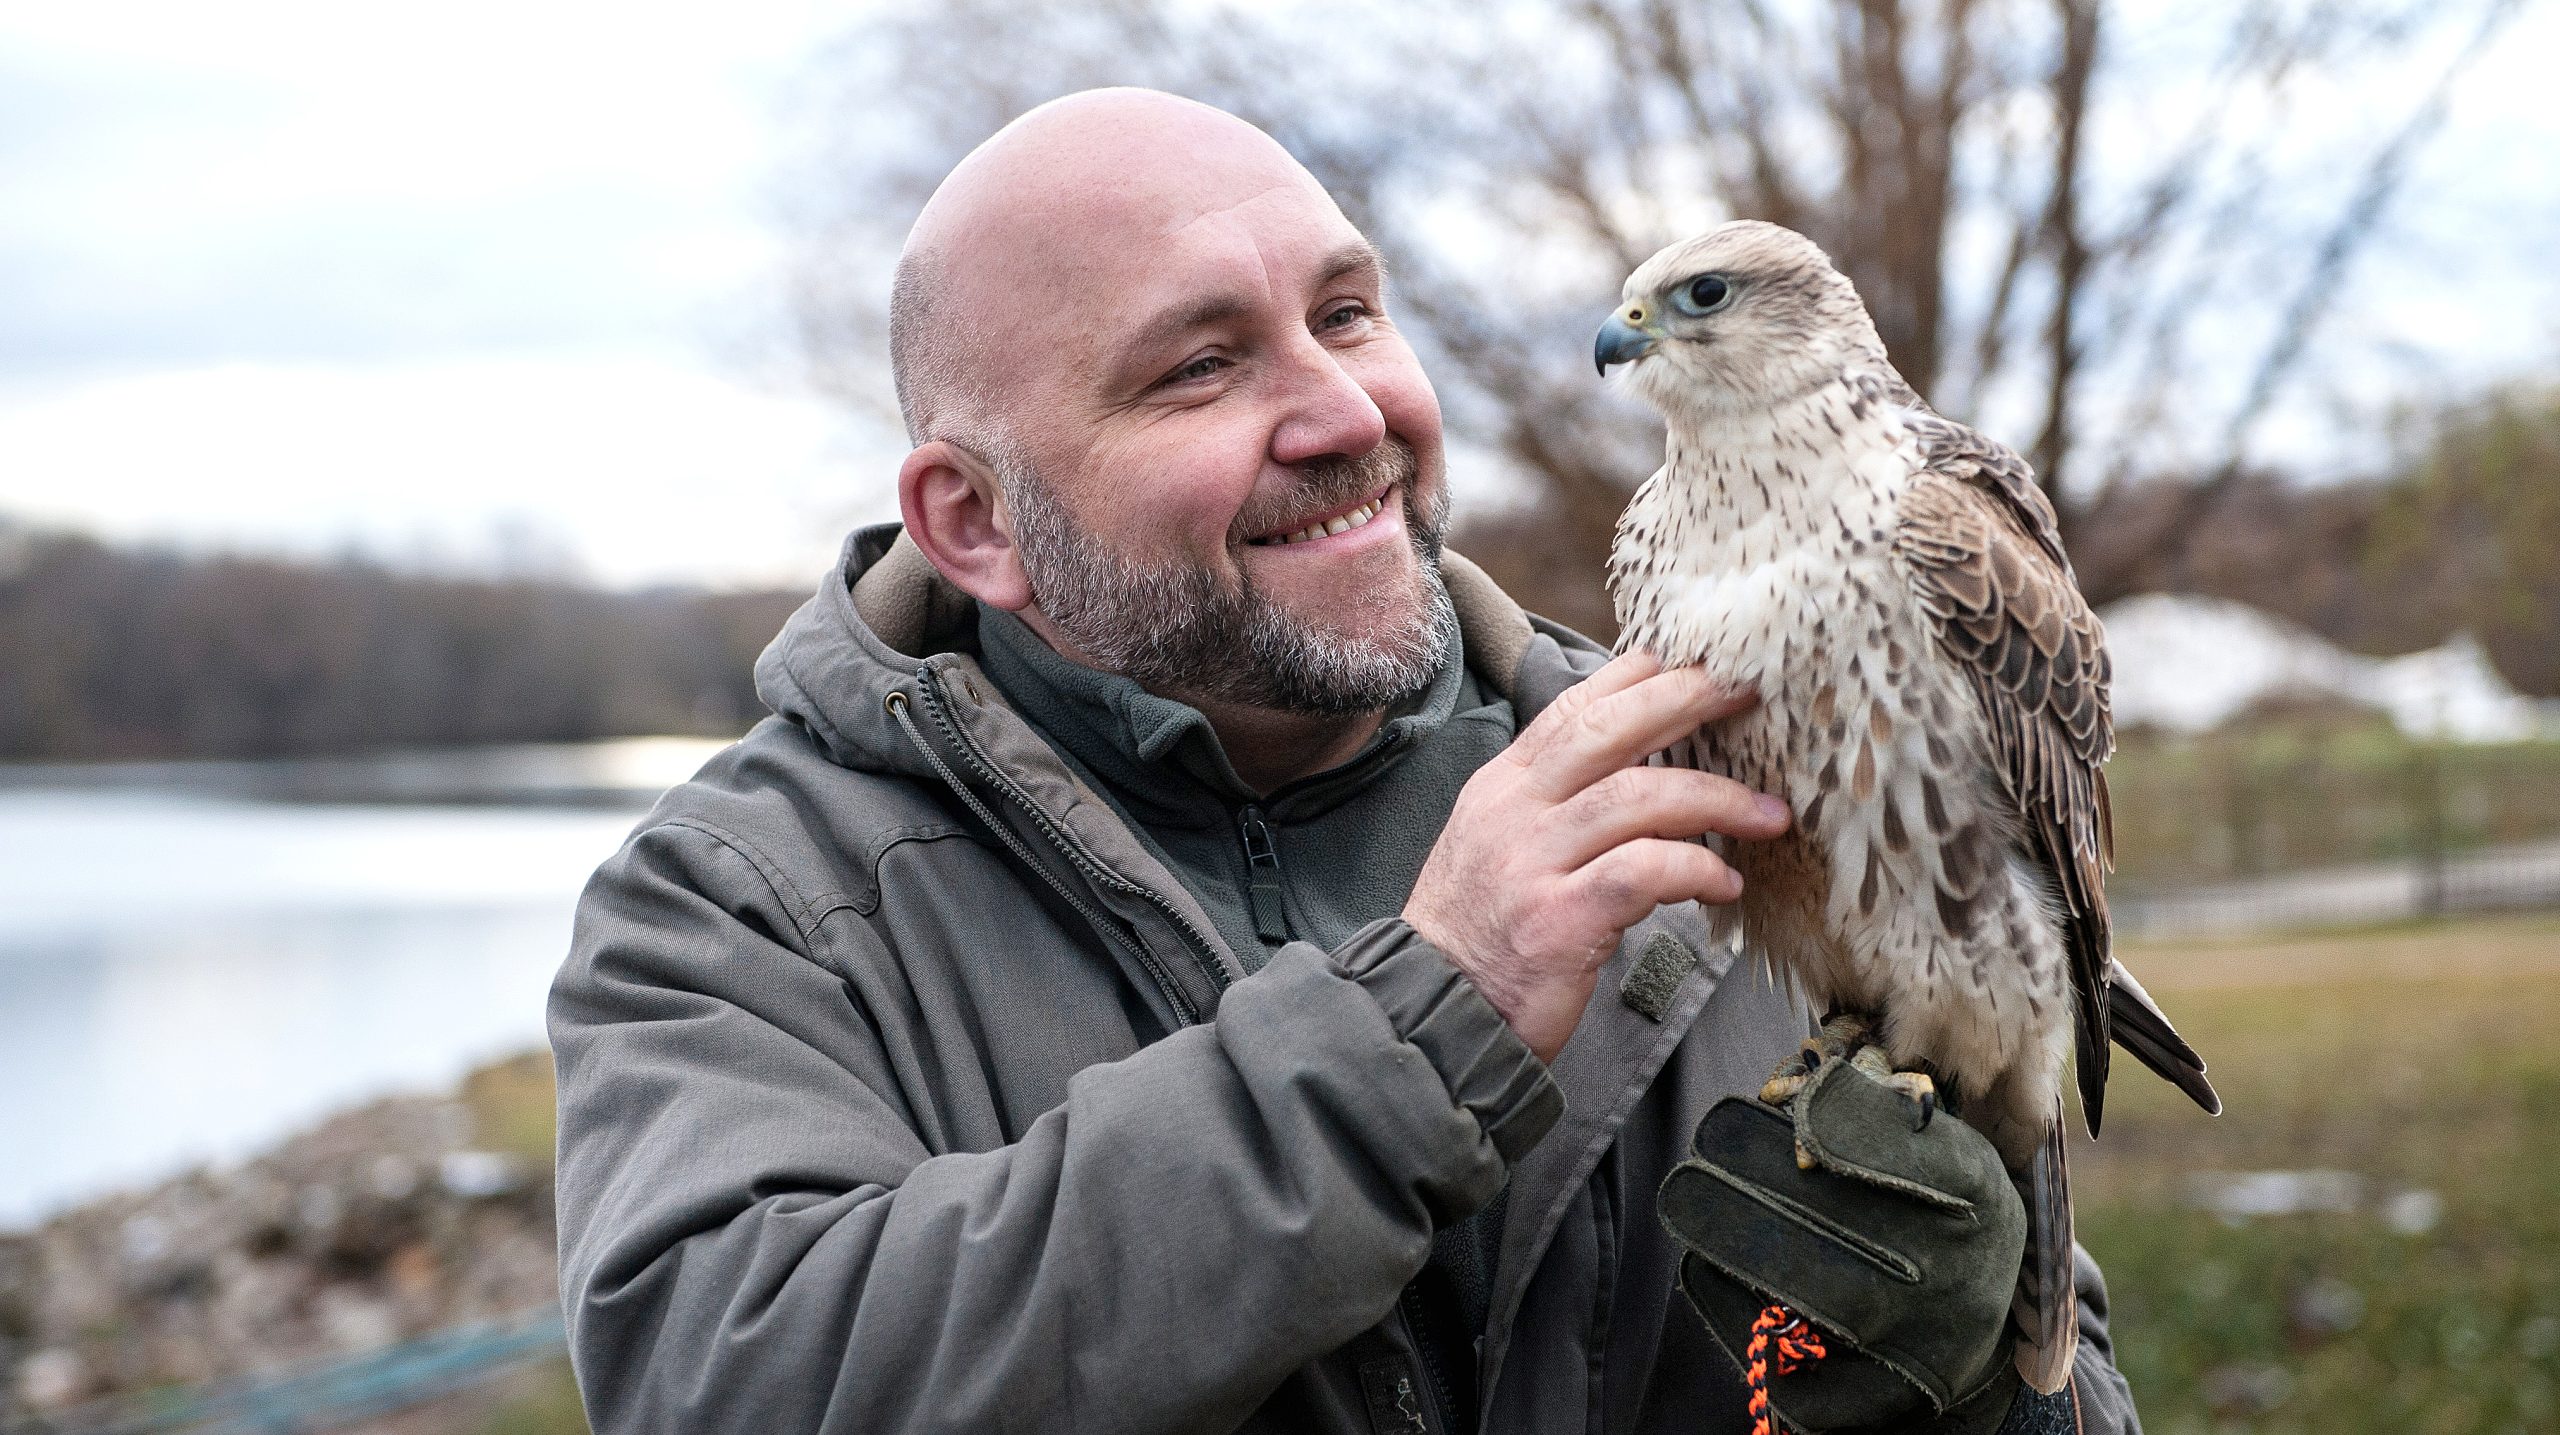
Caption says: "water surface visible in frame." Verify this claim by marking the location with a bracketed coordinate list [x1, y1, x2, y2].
[0, 742, 720, 1229]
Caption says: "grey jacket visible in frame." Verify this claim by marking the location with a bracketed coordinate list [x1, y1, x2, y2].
[550, 524, 2139, 1434]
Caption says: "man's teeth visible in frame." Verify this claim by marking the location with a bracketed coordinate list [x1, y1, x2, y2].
[1262, 497, 1386, 546]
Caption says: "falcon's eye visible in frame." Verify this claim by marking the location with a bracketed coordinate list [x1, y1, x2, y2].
[1671, 274, 1734, 316]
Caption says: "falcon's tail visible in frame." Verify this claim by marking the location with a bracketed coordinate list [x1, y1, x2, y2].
[2010, 1107, 2077, 1395]
[2107, 958, 2221, 1116]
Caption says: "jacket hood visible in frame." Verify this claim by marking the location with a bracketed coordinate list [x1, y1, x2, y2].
[752, 522, 1549, 779]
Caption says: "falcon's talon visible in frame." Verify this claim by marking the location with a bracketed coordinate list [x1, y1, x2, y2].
[1881, 1070, 1938, 1129]
[1794, 1139, 1819, 1171]
[1760, 1033, 1837, 1107]
[1759, 1073, 1809, 1106]
[1765, 1015, 1888, 1109]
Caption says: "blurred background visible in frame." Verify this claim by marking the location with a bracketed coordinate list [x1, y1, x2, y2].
[3, 1, 2556, 1431]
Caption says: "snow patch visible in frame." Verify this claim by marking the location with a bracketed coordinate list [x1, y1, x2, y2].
[2099, 593, 2560, 741]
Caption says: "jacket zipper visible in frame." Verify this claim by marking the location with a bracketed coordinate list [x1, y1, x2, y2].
[899, 667, 1235, 1021]
[1398, 1283, 1462, 1435]
[1235, 805, 1291, 944]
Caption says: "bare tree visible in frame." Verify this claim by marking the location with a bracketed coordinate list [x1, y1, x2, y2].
[789, 0, 2519, 635]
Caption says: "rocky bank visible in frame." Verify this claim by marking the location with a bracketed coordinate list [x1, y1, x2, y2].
[0, 1052, 564, 1429]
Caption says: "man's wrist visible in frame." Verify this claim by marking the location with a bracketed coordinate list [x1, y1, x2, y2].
[1332, 918, 1564, 1165]
[1399, 903, 1577, 1063]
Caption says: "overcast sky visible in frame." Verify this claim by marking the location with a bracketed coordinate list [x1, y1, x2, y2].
[0, 0, 884, 589]
[3, 0, 2555, 589]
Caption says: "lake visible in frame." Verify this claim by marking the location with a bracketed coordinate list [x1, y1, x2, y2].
[0, 740, 727, 1231]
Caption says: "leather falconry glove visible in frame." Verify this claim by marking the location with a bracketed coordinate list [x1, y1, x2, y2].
[1658, 1055, 2072, 1434]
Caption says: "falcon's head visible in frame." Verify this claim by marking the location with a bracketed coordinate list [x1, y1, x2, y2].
[1594, 221, 1888, 420]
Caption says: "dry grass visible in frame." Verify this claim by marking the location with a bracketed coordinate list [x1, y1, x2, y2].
[2080, 914, 2560, 1433]
[458, 1050, 560, 1170]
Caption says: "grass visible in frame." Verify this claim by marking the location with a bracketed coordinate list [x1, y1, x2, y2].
[451, 1051, 586, 1435]
[2081, 913, 2560, 1433]
[458, 1049, 560, 1170]
[471, 1358, 588, 1435]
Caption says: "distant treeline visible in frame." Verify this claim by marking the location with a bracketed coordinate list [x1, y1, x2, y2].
[0, 524, 804, 762]
[11, 372, 2557, 767]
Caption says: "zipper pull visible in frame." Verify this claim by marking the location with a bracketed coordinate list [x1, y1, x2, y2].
[1237, 806, 1292, 943]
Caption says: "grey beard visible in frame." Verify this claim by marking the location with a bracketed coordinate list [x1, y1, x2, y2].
[999, 443, 1456, 717]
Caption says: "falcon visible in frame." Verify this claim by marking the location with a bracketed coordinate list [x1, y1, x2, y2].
[1593, 220, 2220, 1393]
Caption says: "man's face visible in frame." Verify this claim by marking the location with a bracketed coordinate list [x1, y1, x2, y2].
[980, 176, 1456, 715]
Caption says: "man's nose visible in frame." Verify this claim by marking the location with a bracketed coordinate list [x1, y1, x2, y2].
[1267, 339, 1388, 468]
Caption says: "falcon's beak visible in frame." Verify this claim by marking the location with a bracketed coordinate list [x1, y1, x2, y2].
[1594, 310, 1661, 374]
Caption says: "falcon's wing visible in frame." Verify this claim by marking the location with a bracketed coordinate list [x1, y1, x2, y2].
[1889, 411, 2120, 1133]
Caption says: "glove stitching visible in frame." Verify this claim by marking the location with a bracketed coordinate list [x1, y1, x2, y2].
[1671, 1160, 1923, 1283]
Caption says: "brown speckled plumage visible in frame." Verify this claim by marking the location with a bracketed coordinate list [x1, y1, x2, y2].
[1600, 221, 2218, 1394]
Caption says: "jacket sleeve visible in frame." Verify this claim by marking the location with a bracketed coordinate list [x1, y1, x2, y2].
[549, 820, 1561, 1435]
[2056, 1245, 2142, 1435]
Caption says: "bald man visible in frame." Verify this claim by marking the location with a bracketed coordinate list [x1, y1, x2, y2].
[550, 90, 2140, 1434]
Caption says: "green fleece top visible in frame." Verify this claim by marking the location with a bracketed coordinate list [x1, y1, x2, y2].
[973, 605, 1517, 972]
[975, 602, 1518, 1424]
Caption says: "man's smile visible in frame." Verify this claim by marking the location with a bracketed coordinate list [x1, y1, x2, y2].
[1244, 483, 1397, 548]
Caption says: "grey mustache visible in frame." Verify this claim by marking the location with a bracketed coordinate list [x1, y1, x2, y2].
[1236, 442, 1416, 541]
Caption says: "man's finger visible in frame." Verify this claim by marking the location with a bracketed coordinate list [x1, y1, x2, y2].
[1574, 838, 1744, 927]
[1533, 650, 1662, 728]
[1505, 654, 1661, 776]
[1544, 766, 1789, 869]
[1517, 666, 1758, 802]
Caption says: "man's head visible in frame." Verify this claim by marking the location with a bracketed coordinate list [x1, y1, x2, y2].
[890, 88, 1453, 717]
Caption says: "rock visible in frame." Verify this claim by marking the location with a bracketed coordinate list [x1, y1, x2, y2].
[2381, 1187, 2444, 1235]
[316, 1288, 403, 1354]
[2202, 1361, 2293, 1416]
[2288, 1276, 2365, 1344]
[372, 1155, 421, 1201]
[17, 1346, 87, 1411]
[437, 1152, 523, 1201]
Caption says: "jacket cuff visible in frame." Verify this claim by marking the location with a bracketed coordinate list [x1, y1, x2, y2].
[1331, 918, 1564, 1166]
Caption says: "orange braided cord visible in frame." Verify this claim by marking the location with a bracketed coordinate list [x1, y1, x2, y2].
[1772, 1314, 1827, 1373]
[1746, 1304, 1829, 1435]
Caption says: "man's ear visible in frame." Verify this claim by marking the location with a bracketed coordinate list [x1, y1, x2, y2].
[898, 440, 1034, 612]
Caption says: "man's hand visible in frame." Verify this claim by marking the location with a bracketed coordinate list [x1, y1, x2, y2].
[1658, 1059, 2036, 1434]
[1403, 651, 1785, 1064]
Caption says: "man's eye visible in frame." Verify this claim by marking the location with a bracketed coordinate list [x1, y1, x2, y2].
[1166, 355, 1229, 385]
[1319, 303, 1370, 330]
